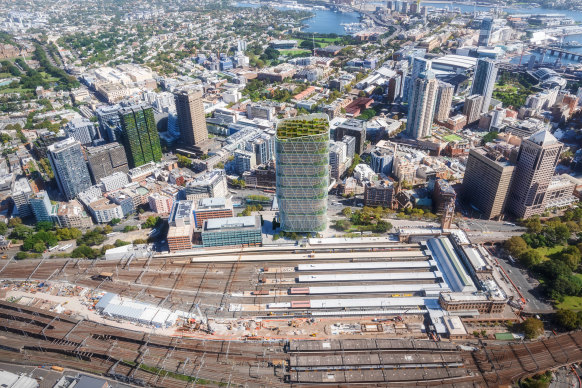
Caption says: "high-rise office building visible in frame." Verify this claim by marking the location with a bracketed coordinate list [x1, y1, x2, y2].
[276, 114, 329, 232]
[329, 141, 347, 181]
[463, 94, 484, 125]
[478, 17, 494, 47]
[434, 82, 454, 123]
[234, 149, 256, 174]
[174, 87, 208, 147]
[30, 190, 54, 223]
[471, 58, 498, 114]
[462, 148, 515, 219]
[118, 105, 162, 168]
[64, 118, 98, 145]
[335, 119, 366, 155]
[406, 71, 438, 139]
[48, 138, 92, 201]
[507, 130, 563, 219]
[86, 142, 129, 184]
[11, 177, 32, 218]
[96, 104, 122, 142]
[405, 57, 431, 103]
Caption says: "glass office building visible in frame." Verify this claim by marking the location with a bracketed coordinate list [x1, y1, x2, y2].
[275, 113, 329, 232]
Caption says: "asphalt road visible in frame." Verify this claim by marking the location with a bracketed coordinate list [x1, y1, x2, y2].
[495, 252, 554, 313]
[459, 219, 527, 243]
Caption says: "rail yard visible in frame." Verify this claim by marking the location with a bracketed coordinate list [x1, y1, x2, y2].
[0, 237, 580, 386]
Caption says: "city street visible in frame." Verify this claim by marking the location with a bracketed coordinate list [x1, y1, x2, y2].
[459, 219, 527, 243]
[494, 250, 554, 313]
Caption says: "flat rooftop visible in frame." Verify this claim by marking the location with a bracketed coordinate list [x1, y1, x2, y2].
[170, 200, 194, 223]
[204, 215, 259, 231]
[196, 197, 231, 210]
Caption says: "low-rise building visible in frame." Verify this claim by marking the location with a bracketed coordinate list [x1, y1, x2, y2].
[184, 169, 228, 200]
[56, 200, 93, 228]
[148, 193, 173, 215]
[88, 198, 124, 224]
[439, 292, 506, 314]
[433, 179, 456, 214]
[167, 200, 195, 252]
[201, 215, 262, 248]
[193, 197, 234, 229]
[364, 180, 395, 208]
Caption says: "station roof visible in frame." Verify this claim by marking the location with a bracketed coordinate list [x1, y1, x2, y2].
[305, 283, 449, 295]
[427, 237, 477, 293]
[296, 261, 433, 271]
[297, 272, 440, 283]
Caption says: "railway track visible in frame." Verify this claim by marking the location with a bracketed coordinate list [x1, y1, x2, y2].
[0, 300, 284, 387]
[2, 299, 582, 386]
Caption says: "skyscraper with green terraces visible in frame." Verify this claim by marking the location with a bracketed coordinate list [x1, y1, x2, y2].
[275, 113, 330, 232]
[118, 104, 162, 168]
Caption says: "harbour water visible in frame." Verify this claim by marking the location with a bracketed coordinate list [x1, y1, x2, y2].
[420, 1, 582, 22]
[235, 2, 360, 35]
[237, 1, 582, 64]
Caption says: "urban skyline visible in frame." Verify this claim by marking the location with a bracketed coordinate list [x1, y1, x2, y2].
[0, 0, 582, 385]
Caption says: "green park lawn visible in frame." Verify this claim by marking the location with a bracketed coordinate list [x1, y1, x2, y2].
[443, 134, 462, 142]
[556, 295, 582, 311]
[534, 245, 565, 259]
[279, 49, 312, 56]
[0, 86, 31, 94]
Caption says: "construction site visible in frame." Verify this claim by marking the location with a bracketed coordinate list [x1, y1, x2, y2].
[0, 234, 580, 386]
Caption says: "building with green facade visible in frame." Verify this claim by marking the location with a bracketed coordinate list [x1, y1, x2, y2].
[275, 113, 329, 232]
[118, 104, 162, 168]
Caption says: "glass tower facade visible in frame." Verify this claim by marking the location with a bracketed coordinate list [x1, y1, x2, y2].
[276, 114, 329, 232]
[118, 104, 162, 168]
[48, 138, 92, 201]
[471, 58, 498, 114]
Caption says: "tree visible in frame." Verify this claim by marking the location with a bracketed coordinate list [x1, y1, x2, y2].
[504, 236, 529, 258]
[33, 241, 46, 253]
[8, 217, 22, 227]
[109, 218, 121, 226]
[374, 220, 392, 233]
[0, 133, 12, 144]
[143, 216, 160, 229]
[114, 239, 130, 247]
[552, 275, 582, 298]
[539, 260, 572, 282]
[481, 131, 498, 145]
[35, 221, 54, 231]
[559, 245, 581, 270]
[523, 217, 542, 234]
[521, 317, 544, 339]
[176, 154, 191, 168]
[133, 238, 147, 244]
[231, 179, 246, 188]
[556, 309, 579, 330]
[71, 245, 99, 259]
[10, 224, 33, 240]
[519, 249, 544, 267]
[0, 222, 7, 236]
[341, 207, 352, 217]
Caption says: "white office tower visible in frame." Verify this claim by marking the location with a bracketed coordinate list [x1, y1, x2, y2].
[406, 71, 438, 139]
